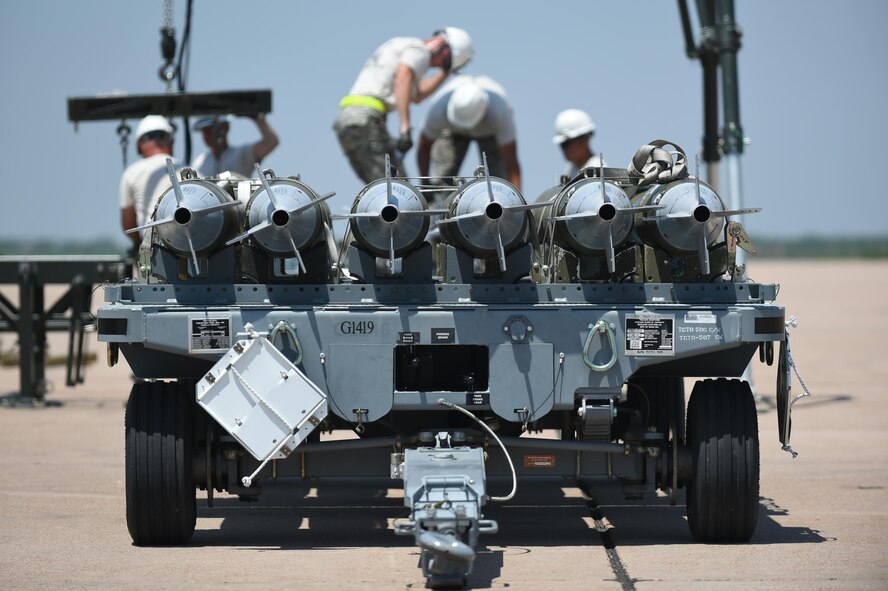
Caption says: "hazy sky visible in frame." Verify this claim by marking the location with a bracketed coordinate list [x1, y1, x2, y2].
[1, 1, 886, 245]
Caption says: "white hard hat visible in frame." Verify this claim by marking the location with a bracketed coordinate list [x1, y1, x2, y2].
[136, 115, 173, 141]
[447, 82, 488, 129]
[193, 114, 232, 131]
[439, 27, 473, 71]
[552, 109, 596, 144]
[135, 115, 174, 141]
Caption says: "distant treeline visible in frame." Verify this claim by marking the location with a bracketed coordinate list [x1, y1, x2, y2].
[0, 238, 130, 256]
[752, 236, 888, 258]
[0, 235, 885, 258]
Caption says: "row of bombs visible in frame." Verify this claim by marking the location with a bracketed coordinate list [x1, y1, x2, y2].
[135, 155, 756, 282]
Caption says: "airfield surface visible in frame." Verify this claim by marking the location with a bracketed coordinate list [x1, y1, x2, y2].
[1, 260, 886, 590]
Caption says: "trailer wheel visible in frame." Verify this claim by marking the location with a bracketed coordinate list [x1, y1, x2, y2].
[686, 378, 759, 542]
[125, 380, 196, 545]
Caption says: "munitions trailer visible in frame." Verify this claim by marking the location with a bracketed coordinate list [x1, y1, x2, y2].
[99, 144, 799, 588]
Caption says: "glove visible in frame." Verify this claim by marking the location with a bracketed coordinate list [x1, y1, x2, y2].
[396, 129, 413, 153]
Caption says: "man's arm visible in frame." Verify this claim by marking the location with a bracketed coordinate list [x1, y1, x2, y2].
[120, 206, 141, 248]
[413, 69, 448, 103]
[393, 63, 417, 134]
[417, 134, 435, 177]
[250, 113, 280, 164]
[500, 141, 522, 191]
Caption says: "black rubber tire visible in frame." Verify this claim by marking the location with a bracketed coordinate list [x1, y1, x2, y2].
[125, 380, 196, 545]
[686, 378, 760, 542]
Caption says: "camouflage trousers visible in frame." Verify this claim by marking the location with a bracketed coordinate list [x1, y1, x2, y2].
[333, 107, 405, 184]
[428, 129, 503, 207]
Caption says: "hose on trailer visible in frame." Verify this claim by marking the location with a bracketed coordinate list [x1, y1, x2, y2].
[437, 399, 517, 502]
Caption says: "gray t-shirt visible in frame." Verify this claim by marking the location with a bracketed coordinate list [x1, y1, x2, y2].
[119, 153, 176, 230]
[421, 75, 516, 144]
[191, 143, 255, 177]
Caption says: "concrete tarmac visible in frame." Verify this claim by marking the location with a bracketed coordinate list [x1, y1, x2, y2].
[0, 260, 886, 590]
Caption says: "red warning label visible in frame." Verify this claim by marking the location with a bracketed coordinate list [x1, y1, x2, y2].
[523, 454, 556, 468]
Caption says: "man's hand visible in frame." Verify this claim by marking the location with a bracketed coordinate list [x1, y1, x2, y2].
[396, 129, 414, 153]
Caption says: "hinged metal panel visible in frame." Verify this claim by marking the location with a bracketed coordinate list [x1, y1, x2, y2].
[196, 337, 327, 461]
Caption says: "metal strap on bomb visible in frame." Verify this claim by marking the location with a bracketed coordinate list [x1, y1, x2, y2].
[628, 139, 689, 184]
[636, 153, 761, 276]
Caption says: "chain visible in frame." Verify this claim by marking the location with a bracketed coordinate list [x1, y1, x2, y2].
[787, 349, 814, 402]
[116, 121, 131, 169]
[780, 320, 813, 458]
[159, 0, 176, 91]
[162, 0, 173, 29]
[785, 316, 813, 402]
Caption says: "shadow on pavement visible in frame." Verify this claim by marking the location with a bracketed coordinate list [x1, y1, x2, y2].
[581, 478, 828, 546]
[194, 477, 406, 549]
[193, 475, 826, 554]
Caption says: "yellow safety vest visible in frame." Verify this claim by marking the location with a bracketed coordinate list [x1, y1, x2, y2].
[339, 95, 387, 113]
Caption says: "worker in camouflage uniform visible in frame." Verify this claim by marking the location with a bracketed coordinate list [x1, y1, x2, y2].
[333, 27, 473, 183]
